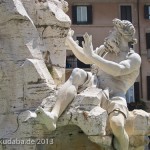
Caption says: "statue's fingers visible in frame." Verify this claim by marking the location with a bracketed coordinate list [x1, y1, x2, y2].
[84, 32, 89, 41]
[83, 33, 87, 41]
[86, 32, 90, 39]
[85, 32, 88, 37]
[75, 40, 79, 45]
[82, 41, 85, 48]
[89, 35, 92, 43]
[71, 29, 74, 36]
[86, 33, 91, 44]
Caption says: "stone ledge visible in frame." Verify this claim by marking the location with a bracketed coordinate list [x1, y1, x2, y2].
[17, 87, 150, 149]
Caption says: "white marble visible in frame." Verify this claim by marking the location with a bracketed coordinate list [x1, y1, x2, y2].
[0, 0, 150, 149]
[0, 0, 70, 149]
[35, 18, 144, 150]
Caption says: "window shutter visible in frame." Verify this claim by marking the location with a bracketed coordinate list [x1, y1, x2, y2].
[147, 76, 150, 100]
[121, 6, 132, 22]
[144, 5, 149, 19]
[126, 6, 132, 22]
[87, 5, 93, 24]
[72, 5, 77, 24]
[134, 82, 140, 102]
[121, 6, 126, 20]
[146, 33, 150, 49]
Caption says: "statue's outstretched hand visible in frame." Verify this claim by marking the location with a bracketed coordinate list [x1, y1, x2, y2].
[67, 29, 74, 38]
[66, 29, 76, 48]
[82, 33, 94, 58]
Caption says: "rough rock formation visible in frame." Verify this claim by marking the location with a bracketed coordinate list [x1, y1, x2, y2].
[0, 0, 70, 149]
[38, 87, 150, 150]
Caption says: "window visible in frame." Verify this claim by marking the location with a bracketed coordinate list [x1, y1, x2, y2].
[126, 85, 135, 103]
[146, 33, 150, 49]
[146, 33, 150, 59]
[76, 36, 91, 68]
[120, 5, 132, 22]
[77, 6, 87, 23]
[126, 82, 140, 103]
[72, 5, 92, 25]
[147, 76, 150, 100]
[66, 55, 77, 68]
[134, 82, 140, 101]
[66, 37, 90, 69]
[144, 5, 150, 19]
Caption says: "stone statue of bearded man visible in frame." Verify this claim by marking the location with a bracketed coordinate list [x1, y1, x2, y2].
[27, 18, 141, 150]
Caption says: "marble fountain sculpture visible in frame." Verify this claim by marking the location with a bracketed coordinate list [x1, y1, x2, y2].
[0, 0, 149, 150]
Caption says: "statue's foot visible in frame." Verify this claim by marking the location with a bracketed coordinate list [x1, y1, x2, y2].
[21, 110, 37, 122]
[35, 106, 57, 131]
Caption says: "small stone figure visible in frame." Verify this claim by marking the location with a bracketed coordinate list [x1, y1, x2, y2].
[35, 18, 141, 150]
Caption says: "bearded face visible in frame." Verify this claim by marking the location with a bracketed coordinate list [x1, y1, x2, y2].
[104, 28, 121, 54]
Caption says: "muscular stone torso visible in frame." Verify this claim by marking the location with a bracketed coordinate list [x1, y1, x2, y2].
[92, 50, 139, 97]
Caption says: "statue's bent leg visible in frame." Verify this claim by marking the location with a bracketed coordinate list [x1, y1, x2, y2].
[36, 68, 88, 131]
[109, 111, 129, 150]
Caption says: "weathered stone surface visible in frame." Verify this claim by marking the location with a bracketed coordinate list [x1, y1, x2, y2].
[37, 125, 101, 150]
[68, 88, 107, 136]
[38, 87, 108, 137]
[33, 87, 150, 149]
[71, 87, 103, 110]
[71, 106, 107, 136]
[22, 0, 71, 85]
[125, 109, 150, 136]
[56, 88, 150, 150]
[0, 0, 70, 149]
[88, 135, 113, 150]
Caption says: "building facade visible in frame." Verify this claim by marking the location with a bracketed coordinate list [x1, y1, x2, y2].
[65, 0, 150, 109]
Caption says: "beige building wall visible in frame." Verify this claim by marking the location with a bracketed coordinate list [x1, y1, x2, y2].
[138, 0, 150, 103]
[66, 0, 150, 107]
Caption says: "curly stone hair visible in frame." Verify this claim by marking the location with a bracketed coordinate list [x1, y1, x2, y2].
[112, 18, 137, 45]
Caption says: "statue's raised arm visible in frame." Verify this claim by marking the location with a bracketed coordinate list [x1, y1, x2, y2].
[82, 31, 141, 77]
[66, 29, 93, 64]
[26, 18, 142, 150]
